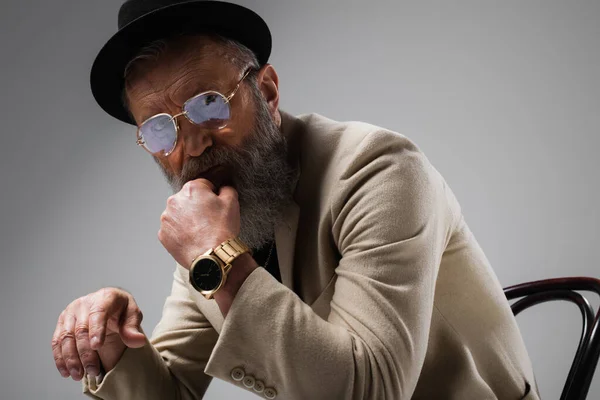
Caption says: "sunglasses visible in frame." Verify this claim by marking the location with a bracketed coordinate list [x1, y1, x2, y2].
[135, 69, 253, 157]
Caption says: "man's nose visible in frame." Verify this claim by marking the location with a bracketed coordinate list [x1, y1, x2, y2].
[178, 116, 213, 157]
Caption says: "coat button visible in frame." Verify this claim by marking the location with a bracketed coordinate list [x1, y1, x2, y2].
[264, 387, 277, 399]
[253, 380, 265, 393]
[230, 367, 245, 382]
[242, 375, 256, 388]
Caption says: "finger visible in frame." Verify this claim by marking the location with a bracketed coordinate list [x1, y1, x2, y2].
[74, 306, 101, 377]
[52, 311, 70, 378]
[88, 288, 127, 350]
[61, 311, 84, 381]
[190, 178, 215, 194]
[218, 185, 238, 202]
[119, 297, 146, 349]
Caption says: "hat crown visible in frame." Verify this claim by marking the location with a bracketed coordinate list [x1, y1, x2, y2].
[118, 0, 201, 29]
[93, 0, 271, 125]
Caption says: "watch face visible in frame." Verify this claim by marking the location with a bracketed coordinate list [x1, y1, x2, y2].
[191, 258, 223, 291]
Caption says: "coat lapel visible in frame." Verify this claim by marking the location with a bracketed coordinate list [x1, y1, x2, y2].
[273, 110, 304, 291]
[275, 111, 304, 290]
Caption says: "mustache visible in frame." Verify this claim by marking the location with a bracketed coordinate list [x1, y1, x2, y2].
[175, 145, 245, 190]
[180, 156, 220, 181]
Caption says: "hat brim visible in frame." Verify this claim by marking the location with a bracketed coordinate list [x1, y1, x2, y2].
[90, 1, 271, 125]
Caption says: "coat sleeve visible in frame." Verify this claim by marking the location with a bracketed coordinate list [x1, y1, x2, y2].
[203, 130, 457, 399]
[82, 264, 218, 399]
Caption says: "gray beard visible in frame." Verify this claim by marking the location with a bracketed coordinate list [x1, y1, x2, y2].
[156, 97, 295, 250]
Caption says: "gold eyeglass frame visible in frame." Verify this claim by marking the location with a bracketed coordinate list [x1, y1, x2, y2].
[135, 68, 253, 157]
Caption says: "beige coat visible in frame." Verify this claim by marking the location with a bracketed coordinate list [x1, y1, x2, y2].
[83, 111, 539, 399]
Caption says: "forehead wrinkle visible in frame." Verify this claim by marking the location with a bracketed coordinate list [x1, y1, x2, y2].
[126, 37, 235, 122]
[141, 53, 215, 96]
[168, 67, 214, 103]
[127, 80, 168, 122]
[127, 70, 163, 104]
[129, 46, 204, 91]
[129, 68, 208, 120]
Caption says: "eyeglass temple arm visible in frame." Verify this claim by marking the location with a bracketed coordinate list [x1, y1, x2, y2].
[226, 69, 252, 102]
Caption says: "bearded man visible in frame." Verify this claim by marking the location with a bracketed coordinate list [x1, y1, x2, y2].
[51, 1, 539, 399]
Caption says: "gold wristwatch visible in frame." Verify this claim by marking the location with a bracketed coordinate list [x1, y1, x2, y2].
[189, 237, 250, 299]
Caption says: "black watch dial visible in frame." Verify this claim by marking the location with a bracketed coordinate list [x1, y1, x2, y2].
[191, 258, 223, 291]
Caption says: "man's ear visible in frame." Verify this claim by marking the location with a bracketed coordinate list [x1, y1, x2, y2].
[256, 64, 281, 125]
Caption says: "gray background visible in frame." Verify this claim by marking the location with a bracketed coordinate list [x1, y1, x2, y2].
[0, 0, 598, 399]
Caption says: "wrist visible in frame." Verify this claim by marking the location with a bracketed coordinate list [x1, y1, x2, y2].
[222, 252, 257, 295]
[213, 253, 257, 315]
[186, 235, 237, 268]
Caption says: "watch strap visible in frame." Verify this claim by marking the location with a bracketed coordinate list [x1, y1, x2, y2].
[213, 237, 250, 265]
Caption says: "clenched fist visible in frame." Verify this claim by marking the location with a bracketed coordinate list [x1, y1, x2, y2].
[158, 178, 241, 269]
[51, 288, 146, 381]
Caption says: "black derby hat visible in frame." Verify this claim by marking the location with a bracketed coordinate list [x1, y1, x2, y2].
[90, 0, 272, 125]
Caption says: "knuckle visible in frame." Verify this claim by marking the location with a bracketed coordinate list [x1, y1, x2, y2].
[97, 286, 116, 297]
[93, 288, 108, 303]
[103, 286, 119, 297]
[74, 325, 89, 340]
[63, 353, 80, 366]
[59, 330, 76, 344]
[78, 349, 96, 362]
[51, 337, 62, 350]
[166, 195, 177, 206]
[97, 287, 118, 304]
[82, 292, 97, 306]
[98, 287, 112, 296]
[67, 298, 80, 310]
[88, 303, 107, 316]
[88, 313, 104, 327]
[88, 310, 107, 326]
[53, 353, 65, 364]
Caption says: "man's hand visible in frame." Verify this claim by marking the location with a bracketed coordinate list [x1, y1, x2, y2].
[158, 178, 241, 269]
[51, 288, 146, 381]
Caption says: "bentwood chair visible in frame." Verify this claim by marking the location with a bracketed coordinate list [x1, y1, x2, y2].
[504, 277, 600, 400]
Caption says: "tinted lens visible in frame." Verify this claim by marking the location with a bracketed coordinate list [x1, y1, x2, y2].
[139, 114, 177, 154]
[184, 92, 230, 129]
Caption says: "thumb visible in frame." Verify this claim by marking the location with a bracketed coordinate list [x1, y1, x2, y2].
[119, 302, 146, 349]
[120, 324, 146, 349]
[218, 185, 238, 202]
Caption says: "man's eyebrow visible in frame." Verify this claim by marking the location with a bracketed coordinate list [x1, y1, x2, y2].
[135, 84, 207, 122]
[179, 80, 219, 100]
[137, 98, 164, 122]
[136, 77, 223, 122]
